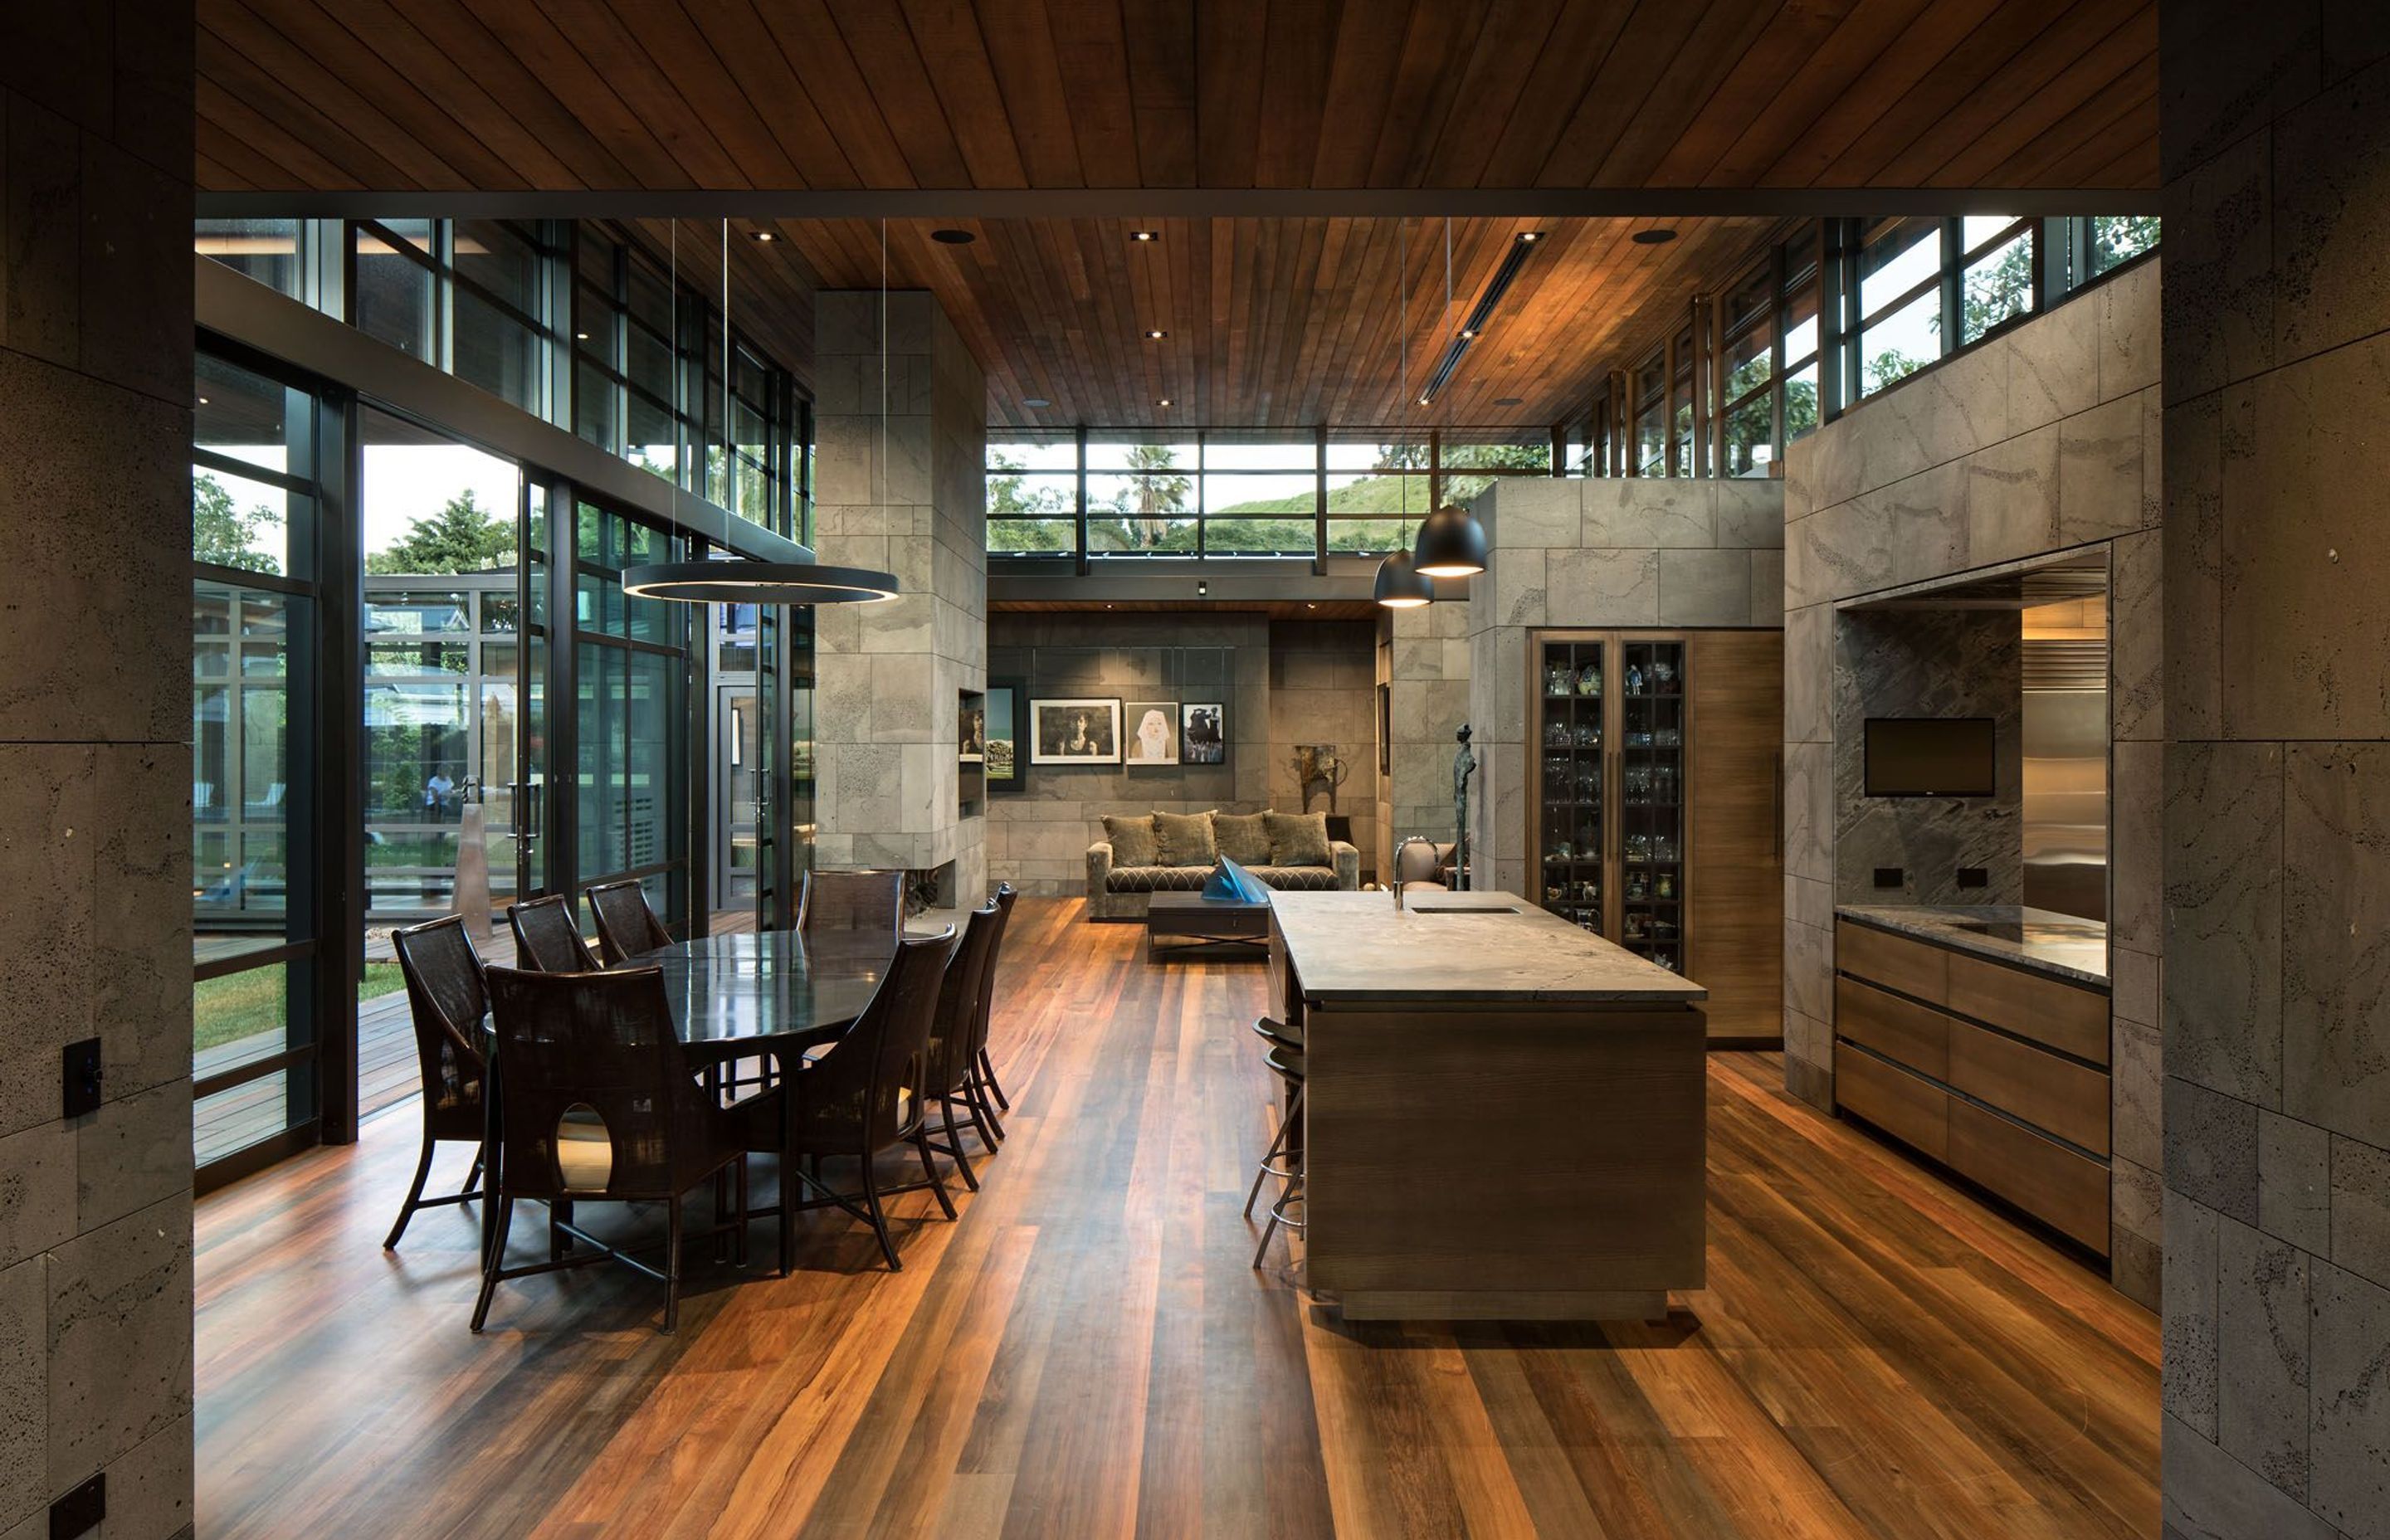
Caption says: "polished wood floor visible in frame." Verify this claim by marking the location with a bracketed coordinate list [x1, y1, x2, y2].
[196, 898, 2157, 1539]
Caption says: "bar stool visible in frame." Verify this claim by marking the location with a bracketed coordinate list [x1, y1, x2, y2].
[1244, 1016, 1307, 1268]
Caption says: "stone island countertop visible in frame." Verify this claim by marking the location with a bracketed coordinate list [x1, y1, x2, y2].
[1269, 889, 1708, 1005]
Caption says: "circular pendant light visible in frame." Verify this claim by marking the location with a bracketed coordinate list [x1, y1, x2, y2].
[622, 559, 898, 605]
[1372, 549, 1433, 609]
[1413, 501, 1489, 578]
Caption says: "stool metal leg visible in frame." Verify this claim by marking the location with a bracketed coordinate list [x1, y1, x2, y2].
[1242, 1084, 1304, 1219]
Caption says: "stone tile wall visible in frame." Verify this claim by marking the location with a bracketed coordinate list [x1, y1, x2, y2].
[1265, 620, 1379, 872]
[1780, 256, 2163, 1307]
[0, 8, 199, 1537]
[2160, 9, 2390, 1533]
[811, 291, 988, 905]
[1379, 600, 1474, 878]
[985, 613, 1271, 895]
[1465, 477, 1785, 900]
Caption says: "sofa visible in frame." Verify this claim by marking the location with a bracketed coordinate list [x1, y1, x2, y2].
[1086, 807, 1360, 920]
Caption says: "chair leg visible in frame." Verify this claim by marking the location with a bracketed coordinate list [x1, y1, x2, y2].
[470, 1195, 514, 1333]
[663, 1196, 684, 1335]
[861, 1157, 902, 1272]
[462, 1150, 484, 1197]
[383, 1131, 437, 1250]
[967, 1071, 1005, 1144]
[979, 1048, 1011, 1111]
[915, 1131, 958, 1220]
[1251, 1204, 1282, 1270]
[939, 1094, 979, 1192]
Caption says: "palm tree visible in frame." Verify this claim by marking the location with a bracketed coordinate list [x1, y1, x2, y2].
[1124, 443, 1191, 550]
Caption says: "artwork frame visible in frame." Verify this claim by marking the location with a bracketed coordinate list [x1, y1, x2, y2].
[1124, 700, 1179, 768]
[958, 693, 986, 764]
[1180, 702, 1227, 765]
[984, 679, 1025, 792]
[1030, 697, 1123, 765]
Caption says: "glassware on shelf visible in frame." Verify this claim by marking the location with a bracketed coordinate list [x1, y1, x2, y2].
[1626, 663, 1645, 694]
[1627, 870, 1648, 901]
[1656, 725, 1681, 748]
[1656, 872, 1676, 899]
[1651, 658, 1677, 692]
[1544, 719, 1570, 748]
[1576, 663, 1600, 696]
[1626, 831, 1650, 862]
[1574, 721, 1600, 748]
[1653, 833, 1677, 862]
[1545, 661, 1572, 696]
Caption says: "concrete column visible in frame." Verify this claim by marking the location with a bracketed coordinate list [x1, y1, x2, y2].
[0, 5, 198, 1536]
[809, 290, 988, 906]
[2158, 6, 2390, 1533]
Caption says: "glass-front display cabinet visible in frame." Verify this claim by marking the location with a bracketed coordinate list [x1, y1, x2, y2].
[1531, 632, 1685, 972]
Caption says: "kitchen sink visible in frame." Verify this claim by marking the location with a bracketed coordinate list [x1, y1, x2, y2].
[1405, 904, 1522, 914]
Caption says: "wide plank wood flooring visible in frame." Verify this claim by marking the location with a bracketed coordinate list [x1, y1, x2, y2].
[195, 897, 2157, 1538]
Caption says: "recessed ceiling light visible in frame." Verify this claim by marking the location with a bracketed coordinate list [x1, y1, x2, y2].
[1632, 228, 1678, 246]
[1144, 329, 1167, 339]
[574, 331, 590, 340]
[749, 229, 777, 242]
[1517, 231, 1542, 243]
[1129, 230, 1158, 242]
[1418, 394, 1432, 407]
[196, 396, 209, 406]
[931, 228, 975, 245]
[1495, 397, 1524, 407]
[1157, 397, 1173, 407]
[1460, 328, 1477, 339]
[1022, 397, 1051, 408]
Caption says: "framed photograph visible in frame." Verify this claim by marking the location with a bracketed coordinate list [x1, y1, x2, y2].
[1031, 697, 1122, 764]
[1181, 702, 1227, 765]
[984, 680, 1025, 792]
[958, 695, 986, 764]
[1124, 701, 1179, 768]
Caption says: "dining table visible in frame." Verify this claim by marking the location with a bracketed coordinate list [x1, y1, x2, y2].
[477, 924, 954, 1265]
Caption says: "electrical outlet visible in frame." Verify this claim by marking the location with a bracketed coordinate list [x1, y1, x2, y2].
[50, 1472, 104, 1539]
[1957, 867, 1989, 889]
[1872, 867, 1904, 889]
[62, 1039, 102, 1119]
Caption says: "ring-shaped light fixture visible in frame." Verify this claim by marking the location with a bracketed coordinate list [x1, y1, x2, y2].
[622, 559, 899, 606]
[1412, 501, 1490, 578]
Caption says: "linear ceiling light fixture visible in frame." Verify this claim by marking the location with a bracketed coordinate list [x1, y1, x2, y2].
[1416, 227, 1544, 409]
[625, 218, 896, 607]
[1412, 217, 1490, 579]
[1375, 217, 1434, 612]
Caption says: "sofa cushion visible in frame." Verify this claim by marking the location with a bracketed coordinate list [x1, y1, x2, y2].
[1248, 865, 1345, 891]
[1153, 809, 1217, 867]
[1264, 810, 1332, 868]
[1104, 865, 1209, 894]
[1212, 808, 1274, 865]
[1101, 812, 1159, 868]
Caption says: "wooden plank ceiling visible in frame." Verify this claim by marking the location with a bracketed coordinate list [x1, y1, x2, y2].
[195, 0, 2158, 428]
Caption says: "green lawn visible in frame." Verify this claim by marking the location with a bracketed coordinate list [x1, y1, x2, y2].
[193, 962, 407, 1055]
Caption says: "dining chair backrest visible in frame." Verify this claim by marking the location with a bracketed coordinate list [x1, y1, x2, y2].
[798, 868, 906, 948]
[585, 879, 671, 967]
[797, 933, 949, 1151]
[483, 965, 722, 1201]
[964, 884, 1018, 1068]
[389, 915, 488, 1134]
[509, 893, 598, 973]
[929, 898, 1003, 1089]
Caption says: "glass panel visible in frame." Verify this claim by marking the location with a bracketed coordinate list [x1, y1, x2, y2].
[1635, 405, 1666, 477]
[986, 518, 1077, 556]
[1085, 438, 1197, 471]
[2088, 215, 2159, 278]
[452, 287, 541, 414]
[1962, 215, 2023, 254]
[193, 583, 294, 922]
[576, 360, 618, 452]
[453, 219, 543, 317]
[354, 224, 437, 361]
[1087, 470, 1197, 553]
[196, 353, 304, 476]
[362, 409, 519, 578]
[988, 465, 1076, 553]
[1859, 217, 1940, 319]
[195, 1049, 290, 1165]
[1202, 468, 1314, 555]
[1537, 639, 1603, 935]
[627, 389, 679, 481]
[1440, 439, 1552, 506]
[1782, 283, 1820, 366]
[989, 436, 1078, 471]
[1619, 639, 1685, 972]
[1860, 285, 1942, 396]
[192, 465, 290, 577]
[194, 217, 302, 295]
[1785, 362, 1822, 444]
[1323, 519, 1416, 554]
[1724, 322, 1773, 403]
[1962, 228, 2036, 343]
[1203, 519, 1317, 556]
[1724, 391, 1773, 478]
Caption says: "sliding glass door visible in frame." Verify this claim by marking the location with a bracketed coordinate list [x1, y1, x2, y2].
[573, 500, 691, 930]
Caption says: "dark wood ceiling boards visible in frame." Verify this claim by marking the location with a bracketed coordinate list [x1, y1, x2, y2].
[195, 2, 2158, 197]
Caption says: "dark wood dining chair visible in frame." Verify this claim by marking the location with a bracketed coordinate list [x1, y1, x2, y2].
[970, 885, 1020, 1115]
[750, 933, 954, 1274]
[797, 867, 906, 949]
[921, 897, 1006, 1190]
[585, 878, 671, 967]
[508, 893, 598, 972]
[383, 916, 489, 1250]
[471, 965, 773, 1335]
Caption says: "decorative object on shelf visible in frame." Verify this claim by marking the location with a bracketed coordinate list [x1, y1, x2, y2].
[1124, 701, 1179, 767]
[984, 680, 1024, 791]
[1292, 745, 1348, 812]
[958, 697, 985, 763]
[1030, 697, 1122, 764]
[1180, 702, 1226, 765]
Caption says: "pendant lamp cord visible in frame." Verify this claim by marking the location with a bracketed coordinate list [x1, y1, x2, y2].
[1398, 217, 1410, 541]
[721, 219, 731, 500]
[880, 217, 889, 509]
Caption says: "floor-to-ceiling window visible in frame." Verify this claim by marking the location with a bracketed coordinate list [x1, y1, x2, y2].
[573, 500, 693, 928]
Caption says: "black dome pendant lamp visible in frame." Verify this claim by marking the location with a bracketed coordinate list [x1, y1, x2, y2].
[1412, 218, 1489, 579]
[1376, 218, 1435, 612]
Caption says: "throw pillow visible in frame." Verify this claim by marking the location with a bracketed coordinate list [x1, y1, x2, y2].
[1101, 812, 1159, 868]
[1212, 808, 1274, 866]
[1153, 809, 1218, 868]
[1265, 810, 1333, 868]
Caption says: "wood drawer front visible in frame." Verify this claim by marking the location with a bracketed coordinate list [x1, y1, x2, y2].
[1836, 921, 1949, 1006]
[1944, 952, 2109, 1065]
[1946, 1021, 2110, 1156]
[1836, 977, 1949, 1079]
[1836, 1049, 1948, 1163]
[1946, 1100, 2110, 1254]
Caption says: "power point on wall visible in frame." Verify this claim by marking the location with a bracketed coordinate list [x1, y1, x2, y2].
[1872, 867, 1904, 889]
[1956, 867, 1989, 889]
[51, 1472, 104, 1539]
[62, 1038, 102, 1119]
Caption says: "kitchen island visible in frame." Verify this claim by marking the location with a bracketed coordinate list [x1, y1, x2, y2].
[1266, 889, 1709, 1321]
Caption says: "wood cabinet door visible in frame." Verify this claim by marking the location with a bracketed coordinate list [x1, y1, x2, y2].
[1686, 630, 1785, 1043]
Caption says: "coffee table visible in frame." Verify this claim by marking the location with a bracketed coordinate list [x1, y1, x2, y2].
[1144, 890, 1272, 960]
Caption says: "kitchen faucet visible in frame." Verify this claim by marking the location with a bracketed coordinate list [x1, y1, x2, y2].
[1392, 835, 1438, 911]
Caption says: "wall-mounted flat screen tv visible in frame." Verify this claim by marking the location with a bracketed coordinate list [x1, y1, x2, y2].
[1864, 717, 1996, 797]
